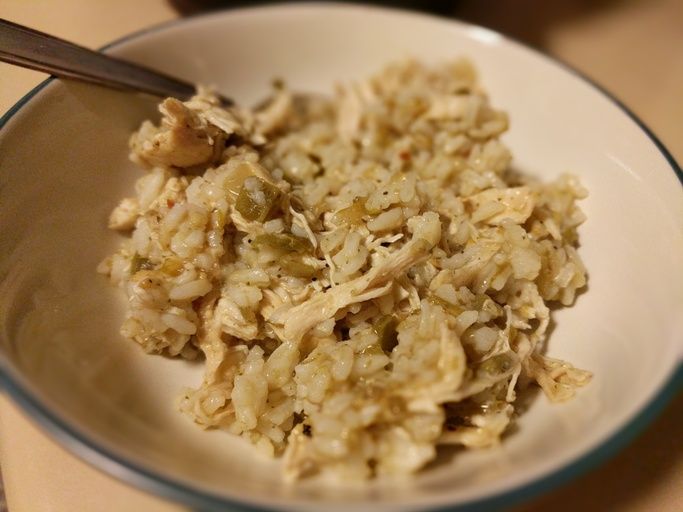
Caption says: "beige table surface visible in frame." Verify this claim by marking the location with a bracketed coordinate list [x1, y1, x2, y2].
[0, 1, 681, 511]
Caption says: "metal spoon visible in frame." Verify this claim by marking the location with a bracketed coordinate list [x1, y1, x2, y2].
[0, 18, 232, 104]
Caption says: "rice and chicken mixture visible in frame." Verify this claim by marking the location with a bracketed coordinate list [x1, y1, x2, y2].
[99, 59, 591, 480]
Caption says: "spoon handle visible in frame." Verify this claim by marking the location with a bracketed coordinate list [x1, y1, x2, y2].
[0, 18, 229, 103]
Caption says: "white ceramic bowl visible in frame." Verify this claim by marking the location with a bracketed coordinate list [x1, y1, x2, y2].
[0, 4, 681, 511]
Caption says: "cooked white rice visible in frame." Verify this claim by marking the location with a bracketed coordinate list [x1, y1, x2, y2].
[99, 59, 591, 480]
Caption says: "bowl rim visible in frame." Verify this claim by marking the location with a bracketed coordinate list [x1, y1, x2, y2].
[0, 3, 681, 511]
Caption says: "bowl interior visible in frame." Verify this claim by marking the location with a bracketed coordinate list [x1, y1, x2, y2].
[0, 5, 682, 512]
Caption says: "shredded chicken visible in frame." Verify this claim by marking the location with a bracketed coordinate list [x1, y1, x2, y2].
[255, 90, 293, 135]
[130, 98, 216, 168]
[465, 186, 536, 225]
[101, 58, 591, 481]
[279, 237, 432, 341]
[525, 353, 592, 402]
[108, 197, 139, 230]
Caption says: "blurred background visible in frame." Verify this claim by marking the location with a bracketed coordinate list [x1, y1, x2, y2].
[0, 1, 681, 511]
